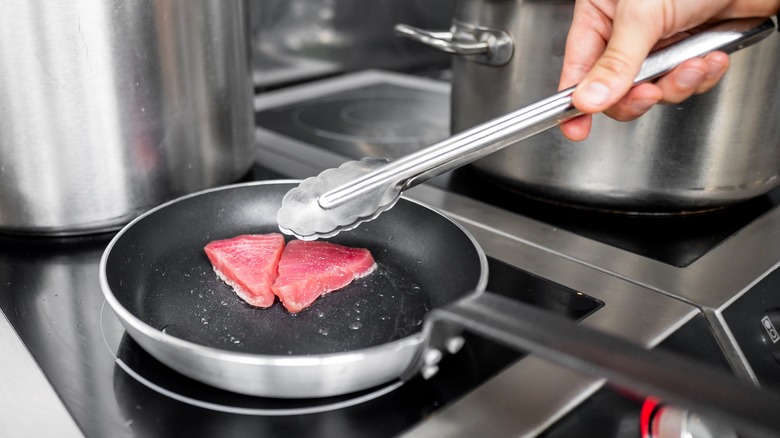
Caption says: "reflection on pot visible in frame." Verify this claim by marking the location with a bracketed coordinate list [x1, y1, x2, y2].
[249, 0, 455, 89]
[0, 0, 254, 234]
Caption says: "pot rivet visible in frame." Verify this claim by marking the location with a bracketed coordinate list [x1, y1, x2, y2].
[446, 336, 465, 354]
[421, 365, 440, 380]
[424, 348, 443, 366]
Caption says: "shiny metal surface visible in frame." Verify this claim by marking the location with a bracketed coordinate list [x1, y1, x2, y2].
[254, 70, 451, 159]
[277, 157, 398, 240]
[446, 0, 780, 212]
[0, 171, 713, 437]
[0, 233, 132, 437]
[425, 293, 780, 436]
[408, 181, 780, 385]
[117, 304, 423, 399]
[255, 134, 700, 437]
[652, 406, 738, 438]
[252, 71, 780, 435]
[395, 21, 514, 66]
[100, 181, 489, 398]
[249, 0, 454, 89]
[277, 19, 774, 241]
[0, 311, 82, 437]
[0, 0, 254, 234]
[5, 70, 780, 436]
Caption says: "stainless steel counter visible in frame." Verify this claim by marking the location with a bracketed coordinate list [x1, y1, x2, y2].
[0, 311, 82, 437]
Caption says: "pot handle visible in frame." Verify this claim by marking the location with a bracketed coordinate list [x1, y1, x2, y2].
[395, 22, 514, 66]
[421, 291, 780, 436]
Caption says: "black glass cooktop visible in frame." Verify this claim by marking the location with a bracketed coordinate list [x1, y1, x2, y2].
[256, 83, 450, 160]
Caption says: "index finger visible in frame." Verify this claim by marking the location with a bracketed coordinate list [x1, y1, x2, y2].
[559, 3, 612, 91]
[571, 2, 662, 113]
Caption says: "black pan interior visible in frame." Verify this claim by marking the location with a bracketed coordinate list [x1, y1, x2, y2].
[104, 182, 485, 356]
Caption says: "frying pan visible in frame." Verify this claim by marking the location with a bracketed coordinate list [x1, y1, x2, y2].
[101, 181, 780, 435]
[100, 181, 487, 398]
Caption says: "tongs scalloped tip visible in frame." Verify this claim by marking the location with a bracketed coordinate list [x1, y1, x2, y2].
[276, 158, 399, 240]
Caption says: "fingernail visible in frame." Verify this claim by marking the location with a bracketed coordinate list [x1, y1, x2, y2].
[578, 82, 612, 107]
[677, 68, 704, 88]
[631, 98, 657, 114]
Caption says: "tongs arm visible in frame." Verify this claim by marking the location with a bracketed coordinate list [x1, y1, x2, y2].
[318, 18, 776, 210]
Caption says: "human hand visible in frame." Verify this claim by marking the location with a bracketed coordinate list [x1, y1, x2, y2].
[559, 0, 780, 141]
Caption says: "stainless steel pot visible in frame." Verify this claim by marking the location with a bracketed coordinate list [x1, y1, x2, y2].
[399, 0, 780, 213]
[0, 0, 254, 234]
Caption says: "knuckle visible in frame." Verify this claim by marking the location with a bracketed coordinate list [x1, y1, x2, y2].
[594, 50, 637, 79]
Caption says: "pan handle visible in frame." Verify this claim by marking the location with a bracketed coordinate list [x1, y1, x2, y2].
[421, 291, 780, 437]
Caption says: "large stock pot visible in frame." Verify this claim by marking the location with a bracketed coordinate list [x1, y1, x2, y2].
[0, 0, 254, 234]
[399, 0, 780, 213]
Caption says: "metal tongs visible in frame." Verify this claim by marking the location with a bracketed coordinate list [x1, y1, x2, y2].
[277, 18, 776, 240]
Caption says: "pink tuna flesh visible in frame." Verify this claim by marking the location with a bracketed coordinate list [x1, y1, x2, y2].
[272, 240, 376, 313]
[204, 233, 286, 308]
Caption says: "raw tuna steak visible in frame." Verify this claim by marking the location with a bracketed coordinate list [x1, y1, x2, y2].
[272, 240, 376, 313]
[204, 233, 286, 308]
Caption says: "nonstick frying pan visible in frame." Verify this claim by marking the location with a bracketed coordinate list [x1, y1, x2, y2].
[100, 181, 487, 398]
[101, 181, 780, 434]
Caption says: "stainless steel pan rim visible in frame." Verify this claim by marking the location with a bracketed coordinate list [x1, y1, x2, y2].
[99, 180, 488, 398]
[100, 181, 431, 365]
[105, 297, 428, 367]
